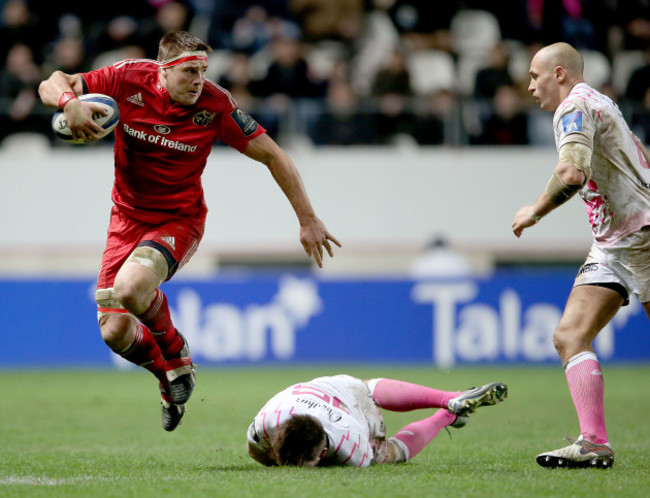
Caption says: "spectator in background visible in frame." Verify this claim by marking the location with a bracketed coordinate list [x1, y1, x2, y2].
[139, 2, 193, 60]
[217, 51, 276, 139]
[0, 0, 45, 65]
[369, 47, 413, 144]
[0, 42, 47, 141]
[41, 37, 89, 77]
[207, 0, 295, 50]
[256, 36, 327, 98]
[624, 44, 650, 103]
[87, 16, 146, 69]
[631, 88, 650, 143]
[371, 47, 411, 96]
[481, 0, 536, 46]
[525, 0, 608, 52]
[218, 52, 257, 101]
[310, 79, 378, 145]
[252, 36, 327, 141]
[375, 0, 458, 53]
[472, 85, 529, 145]
[409, 89, 453, 145]
[231, 5, 301, 55]
[289, 0, 364, 43]
[614, 0, 650, 51]
[474, 42, 514, 100]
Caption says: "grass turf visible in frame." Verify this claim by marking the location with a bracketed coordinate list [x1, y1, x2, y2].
[1, 365, 649, 497]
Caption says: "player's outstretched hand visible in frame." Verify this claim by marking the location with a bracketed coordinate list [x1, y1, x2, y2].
[300, 217, 341, 268]
[512, 205, 538, 238]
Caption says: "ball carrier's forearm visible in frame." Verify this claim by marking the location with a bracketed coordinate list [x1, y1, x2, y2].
[38, 71, 83, 108]
[245, 133, 317, 224]
[243, 133, 340, 266]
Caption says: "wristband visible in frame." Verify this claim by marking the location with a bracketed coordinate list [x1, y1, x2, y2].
[58, 92, 78, 109]
[530, 208, 542, 223]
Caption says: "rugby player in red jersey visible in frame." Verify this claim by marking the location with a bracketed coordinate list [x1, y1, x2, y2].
[38, 30, 341, 431]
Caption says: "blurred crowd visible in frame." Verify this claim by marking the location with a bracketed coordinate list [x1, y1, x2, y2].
[1, 0, 650, 148]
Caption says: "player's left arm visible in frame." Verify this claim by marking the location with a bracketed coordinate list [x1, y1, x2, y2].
[512, 142, 591, 238]
[243, 133, 341, 267]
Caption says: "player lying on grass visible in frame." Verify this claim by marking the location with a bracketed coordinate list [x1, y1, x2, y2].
[246, 374, 507, 466]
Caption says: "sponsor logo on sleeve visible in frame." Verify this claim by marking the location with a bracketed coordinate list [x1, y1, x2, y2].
[230, 108, 259, 136]
[562, 111, 583, 134]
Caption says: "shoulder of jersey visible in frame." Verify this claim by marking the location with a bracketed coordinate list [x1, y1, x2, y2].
[202, 79, 237, 108]
[112, 58, 160, 71]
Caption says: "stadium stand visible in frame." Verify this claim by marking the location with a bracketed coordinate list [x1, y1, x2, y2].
[0, 0, 648, 148]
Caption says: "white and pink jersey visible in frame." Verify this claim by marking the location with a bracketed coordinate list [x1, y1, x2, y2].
[247, 375, 385, 467]
[553, 82, 650, 246]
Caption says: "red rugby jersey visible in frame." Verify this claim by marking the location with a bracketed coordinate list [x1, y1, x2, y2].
[81, 59, 266, 224]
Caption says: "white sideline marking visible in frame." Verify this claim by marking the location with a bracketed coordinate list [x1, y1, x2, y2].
[0, 475, 111, 486]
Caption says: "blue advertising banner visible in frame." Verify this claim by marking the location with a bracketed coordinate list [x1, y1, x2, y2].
[1, 271, 648, 368]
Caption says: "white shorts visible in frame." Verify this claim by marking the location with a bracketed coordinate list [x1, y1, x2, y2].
[574, 227, 650, 304]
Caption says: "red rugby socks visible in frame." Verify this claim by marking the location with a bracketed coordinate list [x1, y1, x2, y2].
[137, 289, 183, 359]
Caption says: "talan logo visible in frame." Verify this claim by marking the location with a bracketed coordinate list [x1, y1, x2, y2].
[193, 110, 215, 126]
[154, 125, 171, 134]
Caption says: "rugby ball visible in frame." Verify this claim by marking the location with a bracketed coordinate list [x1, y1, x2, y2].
[51, 93, 120, 144]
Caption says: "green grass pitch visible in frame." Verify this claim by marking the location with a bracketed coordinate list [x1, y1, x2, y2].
[1, 365, 649, 497]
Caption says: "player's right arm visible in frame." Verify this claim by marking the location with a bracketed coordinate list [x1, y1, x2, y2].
[38, 71, 84, 108]
[512, 143, 590, 238]
[246, 439, 277, 466]
[38, 71, 106, 142]
[246, 421, 278, 466]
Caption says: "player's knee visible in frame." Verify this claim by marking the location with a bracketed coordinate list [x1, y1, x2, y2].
[552, 324, 585, 357]
[112, 277, 142, 311]
[552, 326, 568, 353]
[99, 314, 133, 352]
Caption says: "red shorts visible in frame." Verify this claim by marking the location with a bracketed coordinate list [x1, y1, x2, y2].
[97, 206, 205, 291]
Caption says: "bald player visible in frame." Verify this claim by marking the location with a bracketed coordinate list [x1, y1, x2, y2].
[512, 42, 650, 469]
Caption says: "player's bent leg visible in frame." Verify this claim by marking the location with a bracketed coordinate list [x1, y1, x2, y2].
[116, 246, 196, 404]
[553, 285, 623, 363]
[113, 259, 163, 316]
[389, 410, 456, 462]
[164, 332, 196, 405]
[160, 382, 186, 432]
[99, 313, 137, 352]
[447, 382, 508, 417]
[367, 378, 461, 412]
